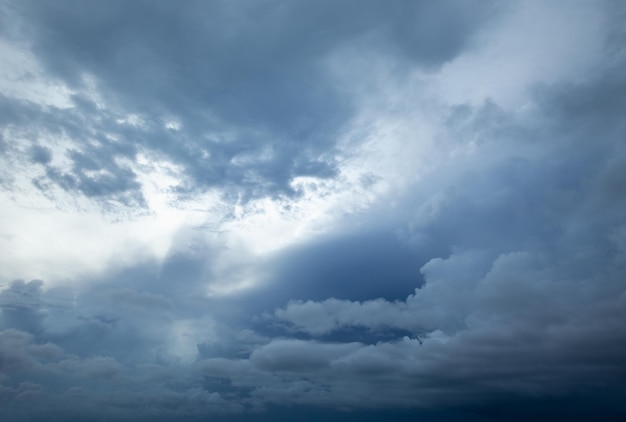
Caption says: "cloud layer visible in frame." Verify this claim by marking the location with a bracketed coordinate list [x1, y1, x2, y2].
[1, 0, 626, 420]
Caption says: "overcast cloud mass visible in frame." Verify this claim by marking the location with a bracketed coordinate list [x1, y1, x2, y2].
[1, 0, 626, 420]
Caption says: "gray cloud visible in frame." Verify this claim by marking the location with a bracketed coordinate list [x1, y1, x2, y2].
[1, 0, 496, 203]
[1, 0, 626, 421]
[28, 145, 52, 165]
[0, 280, 46, 334]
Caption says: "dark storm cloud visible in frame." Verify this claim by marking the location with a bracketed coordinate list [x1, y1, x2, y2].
[187, 21, 626, 416]
[2, 0, 495, 202]
[21, 0, 491, 113]
[28, 145, 52, 165]
[254, 40, 626, 415]
[229, 228, 429, 317]
[41, 163, 143, 204]
[2, 1, 626, 421]
[0, 93, 146, 205]
[0, 280, 45, 335]
[0, 277, 243, 420]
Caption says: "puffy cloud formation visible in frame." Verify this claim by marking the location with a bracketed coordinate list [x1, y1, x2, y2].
[1, 0, 626, 421]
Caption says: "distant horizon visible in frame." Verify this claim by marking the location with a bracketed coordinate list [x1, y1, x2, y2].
[1, 0, 625, 420]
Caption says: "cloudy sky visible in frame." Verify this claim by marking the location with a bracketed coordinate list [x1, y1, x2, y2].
[1, 0, 626, 420]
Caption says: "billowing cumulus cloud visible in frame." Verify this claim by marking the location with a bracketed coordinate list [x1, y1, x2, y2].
[1, 0, 626, 421]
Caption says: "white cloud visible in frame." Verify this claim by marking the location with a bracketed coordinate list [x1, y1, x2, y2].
[0, 39, 74, 108]
[433, 0, 607, 108]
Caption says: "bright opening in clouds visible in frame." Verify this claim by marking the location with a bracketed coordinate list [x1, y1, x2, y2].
[1, 1, 626, 421]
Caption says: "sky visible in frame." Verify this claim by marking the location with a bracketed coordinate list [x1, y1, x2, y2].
[1, 0, 625, 420]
